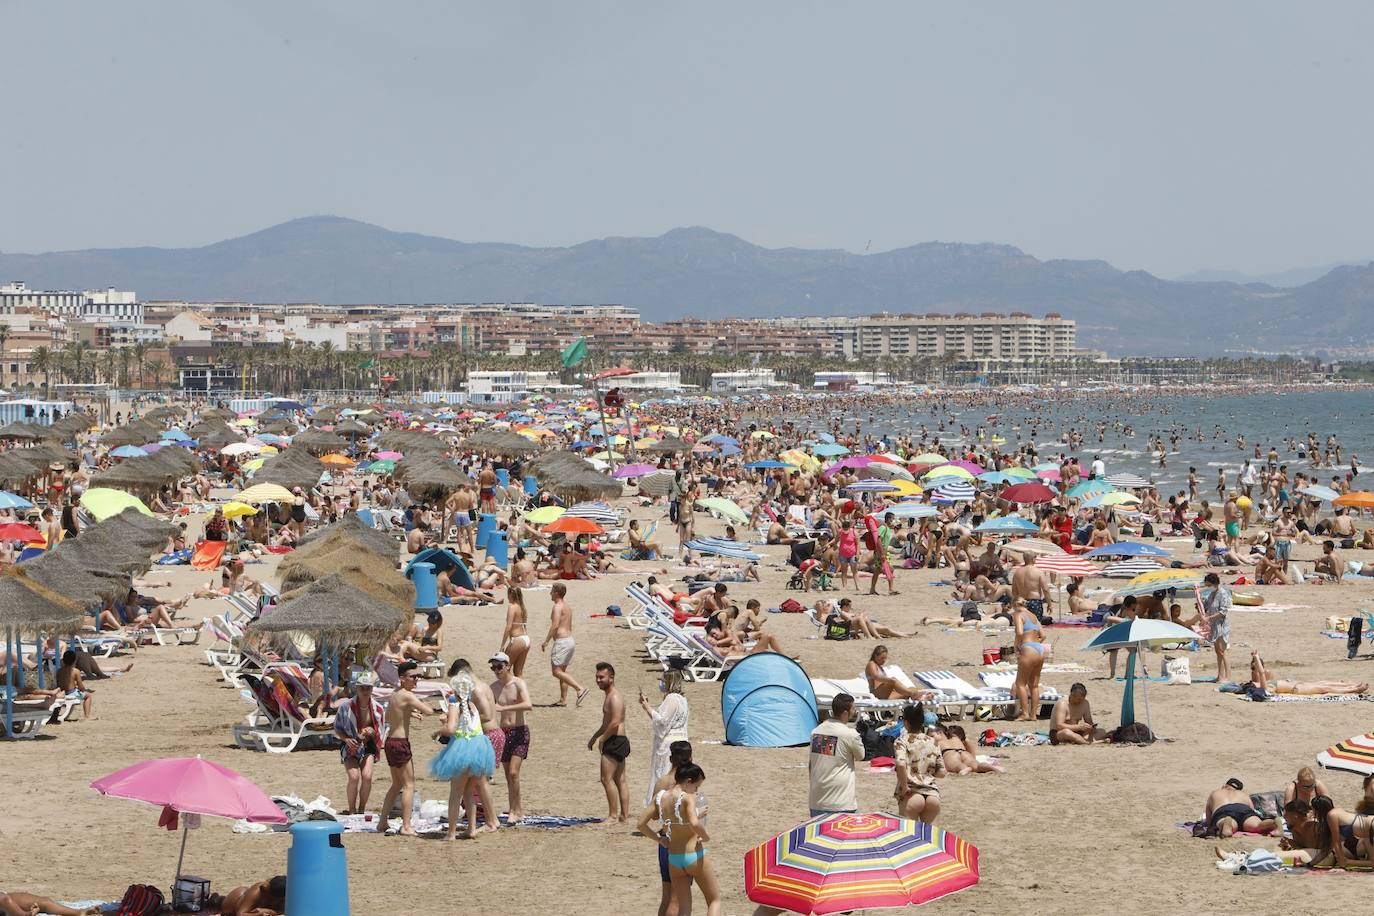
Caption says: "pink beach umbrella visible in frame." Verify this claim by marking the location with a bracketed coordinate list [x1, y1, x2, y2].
[373, 450, 404, 460]
[613, 463, 659, 478]
[92, 756, 286, 885]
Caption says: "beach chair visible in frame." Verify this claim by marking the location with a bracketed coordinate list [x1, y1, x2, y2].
[203, 614, 243, 669]
[978, 670, 1062, 704]
[1, 707, 53, 739]
[231, 674, 336, 754]
[809, 676, 908, 718]
[370, 655, 451, 699]
[914, 670, 1017, 716]
[645, 622, 740, 682]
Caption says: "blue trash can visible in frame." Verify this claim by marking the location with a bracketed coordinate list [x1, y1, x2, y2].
[475, 513, 496, 551]
[487, 530, 509, 569]
[407, 561, 437, 611]
[286, 820, 350, 916]
[523, 474, 539, 497]
[495, 467, 510, 488]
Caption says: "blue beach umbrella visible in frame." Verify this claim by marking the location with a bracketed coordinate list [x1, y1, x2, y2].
[744, 460, 796, 470]
[1066, 479, 1116, 498]
[812, 443, 850, 458]
[0, 491, 34, 510]
[110, 445, 148, 458]
[1084, 542, 1171, 559]
[974, 516, 1039, 534]
[885, 502, 940, 519]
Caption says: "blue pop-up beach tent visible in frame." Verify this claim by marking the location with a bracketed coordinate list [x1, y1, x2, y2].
[720, 653, 818, 747]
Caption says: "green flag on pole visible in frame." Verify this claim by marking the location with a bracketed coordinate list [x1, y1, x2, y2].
[560, 337, 588, 369]
[359, 358, 376, 370]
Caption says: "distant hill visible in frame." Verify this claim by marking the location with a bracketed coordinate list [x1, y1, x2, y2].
[3, 216, 1371, 355]
[1175, 263, 1355, 288]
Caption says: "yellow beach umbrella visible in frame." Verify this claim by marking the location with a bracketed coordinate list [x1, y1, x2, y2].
[221, 501, 259, 519]
[523, 506, 566, 524]
[242, 457, 267, 472]
[889, 480, 924, 497]
[922, 465, 974, 481]
[235, 483, 295, 503]
[232, 418, 256, 427]
[79, 488, 153, 521]
[750, 430, 775, 439]
[634, 438, 659, 448]
[591, 450, 625, 460]
[259, 445, 279, 455]
[320, 453, 355, 466]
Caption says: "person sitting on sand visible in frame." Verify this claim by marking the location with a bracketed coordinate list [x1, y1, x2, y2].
[204, 875, 286, 915]
[952, 573, 1012, 604]
[864, 645, 933, 701]
[627, 519, 663, 559]
[0, 891, 100, 915]
[1312, 793, 1374, 869]
[1245, 650, 1368, 696]
[1202, 777, 1278, 838]
[834, 597, 911, 639]
[436, 568, 497, 604]
[1252, 546, 1292, 585]
[1313, 540, 1344, 581]
[1048, 683, 1108, 745]
[1283, 766, 1329, 808]
[766, 521, 796, 545]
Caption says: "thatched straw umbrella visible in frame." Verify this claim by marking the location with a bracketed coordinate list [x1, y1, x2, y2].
[22, 552, 132, 608]
[460, 430, 539, 456]
[0, 568, 87, 637]
[334, 419, 372, 437]
[0, 422, 58, 441]
[144, 405, 184, 421]
[292, 428, 349, 455]
[295, 514, 399, 563]
[643, 436, 691, 454]
[311, 408, 340, 424]
[0, 452, 42, 489]
[196, 427, 246, 451]
[198, 407, 236, 422]
[252, 449, 325, 493]
[278, 551, 412, 610]
[246, 573, 412, 650]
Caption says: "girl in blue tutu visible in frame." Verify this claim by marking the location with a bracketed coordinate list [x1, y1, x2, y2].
[430, 670, 496, 839]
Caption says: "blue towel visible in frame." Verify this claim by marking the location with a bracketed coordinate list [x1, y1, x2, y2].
[157, 548, 193, 565]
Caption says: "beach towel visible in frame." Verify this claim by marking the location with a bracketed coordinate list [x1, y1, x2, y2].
[1245, 693, 1374, 703]
[190, 540, 228, 570]
[156, 548, 193, 565]
[264, 545, 294, 554]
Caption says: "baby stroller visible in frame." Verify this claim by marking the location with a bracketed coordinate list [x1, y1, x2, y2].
[785, 539, 832, 591]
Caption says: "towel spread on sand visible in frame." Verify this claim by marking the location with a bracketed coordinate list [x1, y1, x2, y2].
[1243, 693, 1374, 703]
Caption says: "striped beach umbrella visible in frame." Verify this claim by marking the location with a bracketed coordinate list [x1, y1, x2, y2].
[1003, 537, 1066, 556]
[744, 812, 980, 915]
[1106, 472, 1152, 489]
[563, 501, 620, 527]
[1102, 558, 1163, 579]
[1084, 541, 1171, 559]
[1318, 734, 1374, 776]
[1036, 554, 1098, 576]
[684, 536, 762, 561]
[885, 502, 939, 519]
[929, 480, 977, 502]
[844, 479, 900, 493]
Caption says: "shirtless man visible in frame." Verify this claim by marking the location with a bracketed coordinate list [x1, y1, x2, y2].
[448, 484, 476, 555]
[1313, 539, 1344, 581]
[1203, 777, 1277, 837]
[490, 651, 533, 823]
[1049, 683, 1108, 745]
[478, 463, 499, 515]
[377, 661, 429, 836]
[1010, 552, 1052, 623]
[587, 662, 631, 824]
[41, 507, 61, 551]
[206, 875, 286, 915]
[542, 582, 588, 706]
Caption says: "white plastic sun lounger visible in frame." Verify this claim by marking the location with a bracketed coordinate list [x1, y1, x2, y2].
[979, 670, 1062, 702]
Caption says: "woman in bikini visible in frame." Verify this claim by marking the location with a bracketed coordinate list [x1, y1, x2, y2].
[893, 703, 944, 823]
[501, 586, 531, 677]
[1313, 792, 1374, 869]
[1283, 766, 1329, 808]
[934, 724, 1004, 775]
[637, 763, 721, 916]
[1012, 600, 1047, 721]
[864, 645, 932, 701]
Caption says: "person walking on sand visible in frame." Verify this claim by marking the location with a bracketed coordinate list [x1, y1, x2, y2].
[866, 512, 899, 596]
[1011, 551, 1052, 623]
[542, 582, 588, 706]
[334, 672, 386, 816]
[637, 763, 722, 916]
[490, 650, 533, 824]
[588, 662, 631, 824]
[1201, 572, 1233, 682]
[377, 661, 428, 836]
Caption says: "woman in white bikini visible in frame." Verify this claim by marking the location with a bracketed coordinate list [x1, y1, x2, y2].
[501, 586, 531, 677]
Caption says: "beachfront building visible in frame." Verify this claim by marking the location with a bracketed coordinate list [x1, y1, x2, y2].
[612, 370, 685, 390]
[810, 312, 1078, 361]
[710, 369, 785, 392]
[813, 370, 894, 389]
[466, 370, 561, 400]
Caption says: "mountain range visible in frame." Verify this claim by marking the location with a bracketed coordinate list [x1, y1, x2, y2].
[2, 216, 1371, 356]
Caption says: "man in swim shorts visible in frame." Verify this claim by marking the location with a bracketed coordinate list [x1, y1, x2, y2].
[492, 652, 533, 823]
[542, 582, 588, 706]
[588, 662, 631, 824]
[1203, 777, 1277, 837]
[378, 661, 427, 836]
[1011, 552, 1052, 623]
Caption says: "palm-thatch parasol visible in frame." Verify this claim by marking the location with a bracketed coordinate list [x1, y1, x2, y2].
[0, 452, 42, 489]
[246, 573, 411, 649]
[643, 436, 691, 454]
[333, 419, 372, 437]
[144, 405, 184, 421]
[278, 550, 412, 610]
[0, 422, 59, 441]
[0, 567, 88, 636]
[198, 407, 236, 422]
[294, 514, 399, 563]
[460, 429, 539, 456]
[292, 428, 349, 455]
[252, 449, 325, 492]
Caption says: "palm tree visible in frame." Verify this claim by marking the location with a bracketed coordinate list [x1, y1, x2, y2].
[146, 358, 168, 389]
[132, 341, 148, 388]
[100, 348, 116, 386]
[0, 324, 9, 389]
[31, 346, 50, 398]
[117, 346, 133, 389]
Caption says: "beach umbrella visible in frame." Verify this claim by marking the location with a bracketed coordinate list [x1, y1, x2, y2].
[563, 502, 621, 527]
[1000, 482, 1055, 504]
[1084, 542, 1170, 559]
[744, 812, 980, 915]
[1002, 467, 1037, 479]
[0, 522, 42, 542]
[523, 506, 565, 525]
[929, 480, 977, 502]
[947, 460, 985, 475]
[1082, 619, 1200, 731]
[367, 459, 396, 475]
[0, 491, 34, 510]
[235, 483, 296, 504]
[1299, 485, 1341, 502]
[220, 442, 260, 457]
[1106, 473, 1151, 489]
[884, 502, 939, 519]
[975, 516, 1039, 534]
[109, 445, 148, 458]
[922, 465, 973, 481]
[374, 450, 404, 461]
[1003, 537, 1066, 556]
[1317, 734, 1374, 776]
[812, 443, 850, 458]
[1035, 554, 1098, 577]
[886, 480, 923, 497]
[79, 487, 153, 521]
[612, 463, 658, 479]
[220, 502, 259, 519]
[1066, 479, 1115, 498]
[1084, 492, 1141, 509]
[844, 479, 899, 493]
[544, 516, 605, 535]
[1113, 568, 1201, 596]
[696, 497, 749, 525]
[861, 461, 915, 482]
[1102, 558, 1163, 579]
[977, 471, 1020, 485]
[1334, 491, 1374, 509]
[319, 453, 356, 467]
[242, 458, 267, 472]
[907, 453, 947, 465]
[91, 756, 287, 886]
[825, 456, 873, 475]
[744, 460, 797, 470]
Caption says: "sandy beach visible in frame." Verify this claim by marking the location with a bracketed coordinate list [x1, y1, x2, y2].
[4, 498, 1374, 916]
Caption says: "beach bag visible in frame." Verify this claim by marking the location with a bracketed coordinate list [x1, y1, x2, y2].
[115, 883, 164, 916]
[1164, 656, 1191, 685]
[824, 613, 852, 641]
[779, 598, 805, 614]
[1111, 722, 1154, 744]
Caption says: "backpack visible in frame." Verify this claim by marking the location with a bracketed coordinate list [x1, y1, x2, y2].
[823, 613, 852, 641]
[116, 884, 165, 916]
[1112, 722, 1155, 744]
[779, 598, 804, 614]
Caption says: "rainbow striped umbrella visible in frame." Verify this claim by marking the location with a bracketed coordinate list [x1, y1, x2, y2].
[1318, 734, 1374, 775]
[744, 812, 979, 914]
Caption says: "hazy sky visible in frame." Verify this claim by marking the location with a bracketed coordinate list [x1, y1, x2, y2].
[3, 1, 1371, 276]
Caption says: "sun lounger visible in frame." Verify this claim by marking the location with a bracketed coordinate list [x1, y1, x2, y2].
[915, 669, 1017, 715]
[1, 707, 52, 739]
[978, 670, 1062, 702]
[231, 674, 337, 754]
[645, 622, 739, 683]
[809, 676, 908, 716]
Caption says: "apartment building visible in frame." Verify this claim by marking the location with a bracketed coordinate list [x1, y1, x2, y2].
[807, 312, 1077, 360]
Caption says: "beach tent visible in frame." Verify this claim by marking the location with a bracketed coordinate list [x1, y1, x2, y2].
[721, 653, 818, 747]
[405, 547, 475, 591]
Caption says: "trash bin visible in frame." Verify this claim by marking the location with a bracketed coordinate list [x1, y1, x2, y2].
[487, 530, 509, 569]
[523, 474, 539, 497]
[406, 561, 437, 611]
[475, 513, 496, 551]
[286, 820, 350, 916]
[495, 467, 510, 488]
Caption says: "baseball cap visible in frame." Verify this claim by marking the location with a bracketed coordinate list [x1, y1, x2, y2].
[489, 651, 510, 665]
[354, 671, 378, 688]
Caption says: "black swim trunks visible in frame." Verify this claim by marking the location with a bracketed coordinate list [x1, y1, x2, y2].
[601, 735, 631, 762]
